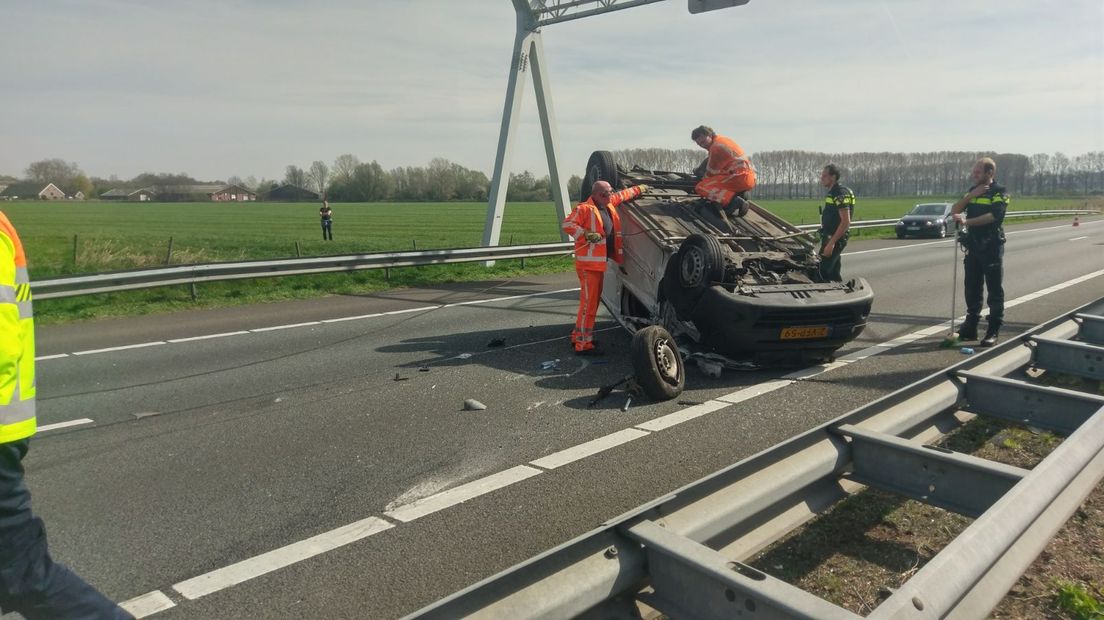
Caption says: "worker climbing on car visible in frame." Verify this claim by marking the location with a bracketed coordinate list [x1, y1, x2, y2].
[691, 125, 756, 220]
[562, 180, 648, 355]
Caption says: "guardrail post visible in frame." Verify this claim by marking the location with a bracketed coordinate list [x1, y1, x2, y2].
[190, 283, 198, 301]
[165, 236, 174, 265]
[385, 267, 390, 282]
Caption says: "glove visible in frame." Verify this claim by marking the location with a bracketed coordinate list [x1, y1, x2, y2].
[584, 232, 603, 243]
[636, 184, 650, 194]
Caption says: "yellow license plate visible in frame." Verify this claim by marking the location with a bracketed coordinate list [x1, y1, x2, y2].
[780, 326, 830, 340]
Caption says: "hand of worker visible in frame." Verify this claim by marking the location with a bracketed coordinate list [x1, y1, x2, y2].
[637, 184, 650, 194]
[953, 213, 966, 225]
[584, 231, 603, 243]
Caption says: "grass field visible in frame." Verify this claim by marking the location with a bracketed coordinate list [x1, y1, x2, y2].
[1, 196, 1095, 323]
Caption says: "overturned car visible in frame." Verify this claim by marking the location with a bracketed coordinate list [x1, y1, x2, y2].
[582, 151, 874, 374]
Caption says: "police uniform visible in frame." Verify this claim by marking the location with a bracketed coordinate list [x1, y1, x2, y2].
[959, 183, 1008, 343]
[819, 183, 855, 282]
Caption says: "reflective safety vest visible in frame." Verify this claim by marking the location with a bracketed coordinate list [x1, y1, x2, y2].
[0, 211, 36, 444]
[705, 135, 754, 178]
[964, 182, 1009, 240]
[562, 186, 643, 272]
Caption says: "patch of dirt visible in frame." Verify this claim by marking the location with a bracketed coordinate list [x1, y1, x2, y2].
[745, 371, 1104, 618]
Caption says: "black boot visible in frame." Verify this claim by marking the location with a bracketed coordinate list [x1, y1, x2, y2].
[723, 196, 749, 218]
[957, 316, 979, 341]
[979, 322, 1001, 347]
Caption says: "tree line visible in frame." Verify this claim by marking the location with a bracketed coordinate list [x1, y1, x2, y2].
[8, 149, 1103, 203]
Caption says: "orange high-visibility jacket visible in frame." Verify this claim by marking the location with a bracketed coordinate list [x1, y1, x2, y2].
[0, 211, 36, 444]
[562, 186, 644, 272]
[696, 135, 756, 203]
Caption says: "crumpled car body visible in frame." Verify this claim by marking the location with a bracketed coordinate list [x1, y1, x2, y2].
[587, 152, 874, 366]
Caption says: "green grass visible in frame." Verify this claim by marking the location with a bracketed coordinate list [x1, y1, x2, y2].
[0, 196, 1093, 323]
[1055, 580, 1104, 619]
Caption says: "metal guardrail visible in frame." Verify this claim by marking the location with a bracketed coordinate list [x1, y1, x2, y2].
[793, 208, 1097, 232]
[32, 210, 1097, 300]
[406, 297, 1104, 620]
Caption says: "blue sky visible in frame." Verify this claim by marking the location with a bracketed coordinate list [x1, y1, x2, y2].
[2, 0, 1101, 182]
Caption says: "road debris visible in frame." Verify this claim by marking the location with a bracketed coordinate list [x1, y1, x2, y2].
[393, 373, 409, 381]
[540, 359, 560, 371]
[487, 338, 506, 348]
[463, 398, 487, 411]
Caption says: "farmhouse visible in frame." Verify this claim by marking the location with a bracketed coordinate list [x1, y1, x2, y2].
[267, 184, 320, 202]
[0, 182, 67, 200]
[99, 184, 256, 202]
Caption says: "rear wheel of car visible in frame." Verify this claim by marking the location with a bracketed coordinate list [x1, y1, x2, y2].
[631, 325, 685, 401]
[581, 151, 619, 201]
[675, 234, 724, 290]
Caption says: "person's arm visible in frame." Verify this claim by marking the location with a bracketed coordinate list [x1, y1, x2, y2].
[0, 232, 21, 391]
[952, 183, 990, 220]
[822, 206, 851, 257]
[562, 205, 587, 241]
[609, 185, 647, 207]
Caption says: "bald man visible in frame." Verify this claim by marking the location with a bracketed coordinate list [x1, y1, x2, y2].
[561, 180, 648, 355]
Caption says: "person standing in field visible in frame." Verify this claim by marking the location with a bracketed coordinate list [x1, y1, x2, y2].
[952, 157, 1008, 347]
[561, 180, 648, 355]
[0, 210, 134, 619]
[319, 200, 334, 241]
[818, 163, 855, 282]
[691, 125, 756, 218]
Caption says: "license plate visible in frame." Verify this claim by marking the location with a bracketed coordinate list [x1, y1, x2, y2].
[780, 326, 830, 340]
[907, 226, 919, 230]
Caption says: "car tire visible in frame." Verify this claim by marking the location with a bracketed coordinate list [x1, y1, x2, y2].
[631, 325, 685, 401]
[896, 232, 906, 239]
[581, 151, 619, 201]
[675, 234, 724, 290]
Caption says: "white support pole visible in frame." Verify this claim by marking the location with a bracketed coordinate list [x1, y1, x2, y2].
[528, 32, 573, 233]
[483, 2, 537, 260]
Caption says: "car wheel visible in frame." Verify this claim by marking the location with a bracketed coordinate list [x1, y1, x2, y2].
[580, 151, 619, 201]
[896, 232, 906, 239]
[675, 234, 724, 290]
[631, 325, 685, 401]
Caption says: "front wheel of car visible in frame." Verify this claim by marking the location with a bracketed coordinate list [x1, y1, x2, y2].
[896, 232, 906, 239]
[631, 325, 685, 401]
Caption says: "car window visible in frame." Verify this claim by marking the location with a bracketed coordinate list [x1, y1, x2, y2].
[910, 204, 946, 215]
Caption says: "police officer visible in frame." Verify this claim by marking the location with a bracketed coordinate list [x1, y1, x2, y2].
[0, 210, 133, 619]
[952, 157, 1008, 347]
[818, 163, 854, 282]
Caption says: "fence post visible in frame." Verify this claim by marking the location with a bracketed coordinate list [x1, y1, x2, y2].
[72, 234, 78, 267]
[412, 240, 417, 250]
[164, 237, 174, 265]
[295, 241, 301, 257]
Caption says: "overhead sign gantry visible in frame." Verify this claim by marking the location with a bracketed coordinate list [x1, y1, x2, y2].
[482, 0, 750, 257]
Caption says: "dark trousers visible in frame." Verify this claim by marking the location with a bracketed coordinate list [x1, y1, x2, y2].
[963, 242, 1004, 324]
[818, 235, 847, 282]
[0, 440, 133, 620]
[321, 221, 333, 240]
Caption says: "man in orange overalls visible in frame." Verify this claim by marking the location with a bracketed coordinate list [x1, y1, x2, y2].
[692, 125, 756, 217]
[561, 180, 647, 355]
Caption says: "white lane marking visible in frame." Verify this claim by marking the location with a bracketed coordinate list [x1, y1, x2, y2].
[715, 379, 794, 405]
[173, 516, 394, 600]
[35, 353, 68, 361]
[636, 400, 730, 432]
[1069, 236, 1088, 241]
[384, 466, 543, 523]
[168, 331, 250, 343]
[38, 418, 94, 432]
[119, 590, 175, 618]
[530, 428, 650, 469]
[319, 305, 441, 323]
[250, 321, 320, 332]
[72, 341, 166, 355]
[441, 288, 580, 308]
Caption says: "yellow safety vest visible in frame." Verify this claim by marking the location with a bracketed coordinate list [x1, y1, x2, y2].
[0, 211, 36, 444]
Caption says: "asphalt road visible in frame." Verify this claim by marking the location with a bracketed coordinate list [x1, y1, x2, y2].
[16, 216, 1104, 619]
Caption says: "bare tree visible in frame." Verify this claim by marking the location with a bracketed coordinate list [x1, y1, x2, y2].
[26, 158, 81, 185]
[331, 154, 359, 185]
[308, 160, 330, 197]
[284, 165, 307, 190]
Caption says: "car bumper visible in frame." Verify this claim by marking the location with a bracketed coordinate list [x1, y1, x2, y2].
[688, 278, 874, 361]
